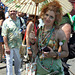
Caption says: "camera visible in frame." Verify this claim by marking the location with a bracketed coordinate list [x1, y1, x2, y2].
[41, 46, 51, 52]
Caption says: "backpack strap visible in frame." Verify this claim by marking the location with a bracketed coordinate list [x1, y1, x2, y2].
[19, 17, 23, 27]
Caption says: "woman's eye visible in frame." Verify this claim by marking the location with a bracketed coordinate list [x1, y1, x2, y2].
[50, 16, 54, 19]
[45, 14, 48, 16]
[45, 14, 54, 20]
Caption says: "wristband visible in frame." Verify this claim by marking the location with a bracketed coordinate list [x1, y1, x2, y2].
[53, 52, 61, 59]
[57, 52, 61, 57]
[27, 47, 31, 50]
[55, 52, 61, 59]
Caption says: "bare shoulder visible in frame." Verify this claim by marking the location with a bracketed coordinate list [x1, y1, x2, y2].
[61, 23, 71, 41]
[27, 21, 34, 30]
[26, 21, 34, 33]
[27, 21, 34, 27]
[62, 23, 71, 30]
[56, 29, 65, 35]
[56, 29, 66, 41]
[29, 21, 33, 25]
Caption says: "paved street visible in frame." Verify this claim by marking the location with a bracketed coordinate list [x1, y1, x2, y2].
[67, 58, 75, 75]
[0, 58, 75, 75]
[0, 59, 26, 75]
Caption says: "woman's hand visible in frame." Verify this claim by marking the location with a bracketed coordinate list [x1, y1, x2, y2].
[47, 46, 53, 52]
[27, 49, 32, 56]
[43, 49, 56, 58]
[43, 52, 50, 58]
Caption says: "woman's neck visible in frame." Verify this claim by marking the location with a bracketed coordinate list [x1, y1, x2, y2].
[44, 25, 53, 32]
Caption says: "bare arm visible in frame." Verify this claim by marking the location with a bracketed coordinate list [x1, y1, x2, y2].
[26, 21, 38, 56]
[0, 19, 4, 26]
[26, 21, 34, 47]
[57, 29, 69, 58]
[26, 21, 34, 55]
[44, 29, 69, 59]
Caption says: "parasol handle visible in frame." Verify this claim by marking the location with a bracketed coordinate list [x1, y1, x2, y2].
[33, 3, 38, 36]
[34, 3, 38, 25]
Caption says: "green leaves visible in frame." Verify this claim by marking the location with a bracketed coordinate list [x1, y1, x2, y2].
[62, 40, 66, 44]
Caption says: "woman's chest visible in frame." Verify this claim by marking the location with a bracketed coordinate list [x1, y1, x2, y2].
[38, 30, 59, 50]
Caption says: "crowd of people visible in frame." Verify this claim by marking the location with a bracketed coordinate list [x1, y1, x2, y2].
[0, 0, 75, 75]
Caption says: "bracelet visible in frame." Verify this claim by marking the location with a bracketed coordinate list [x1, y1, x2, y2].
[27, 47, 31, 50]
[55, 52, 61, 59]
[30, 42, 35, 45]
[57, 52, 61, 57]
[53, 52, 61, 59]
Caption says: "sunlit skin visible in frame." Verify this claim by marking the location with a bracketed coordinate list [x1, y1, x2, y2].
[9, 10, 17, 21]
[43, 10, 55, 28]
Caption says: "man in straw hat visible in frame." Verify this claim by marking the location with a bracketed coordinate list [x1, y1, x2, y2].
[1, 7, 25, 75]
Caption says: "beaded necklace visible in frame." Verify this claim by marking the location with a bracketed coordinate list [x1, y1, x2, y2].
[38, 26, 55, 50]
[52, 32, 56, 50]
[38, 26, 56, 71]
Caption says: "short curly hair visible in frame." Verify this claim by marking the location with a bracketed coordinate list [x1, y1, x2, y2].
[40, 0, 63, 27]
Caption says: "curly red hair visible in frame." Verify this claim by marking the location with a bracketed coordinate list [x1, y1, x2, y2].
[40, 0, 63, 27]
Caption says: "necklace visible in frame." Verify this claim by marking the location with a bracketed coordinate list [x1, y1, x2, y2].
[38, 26, 56, 71]
[38, 26, 55, 50]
